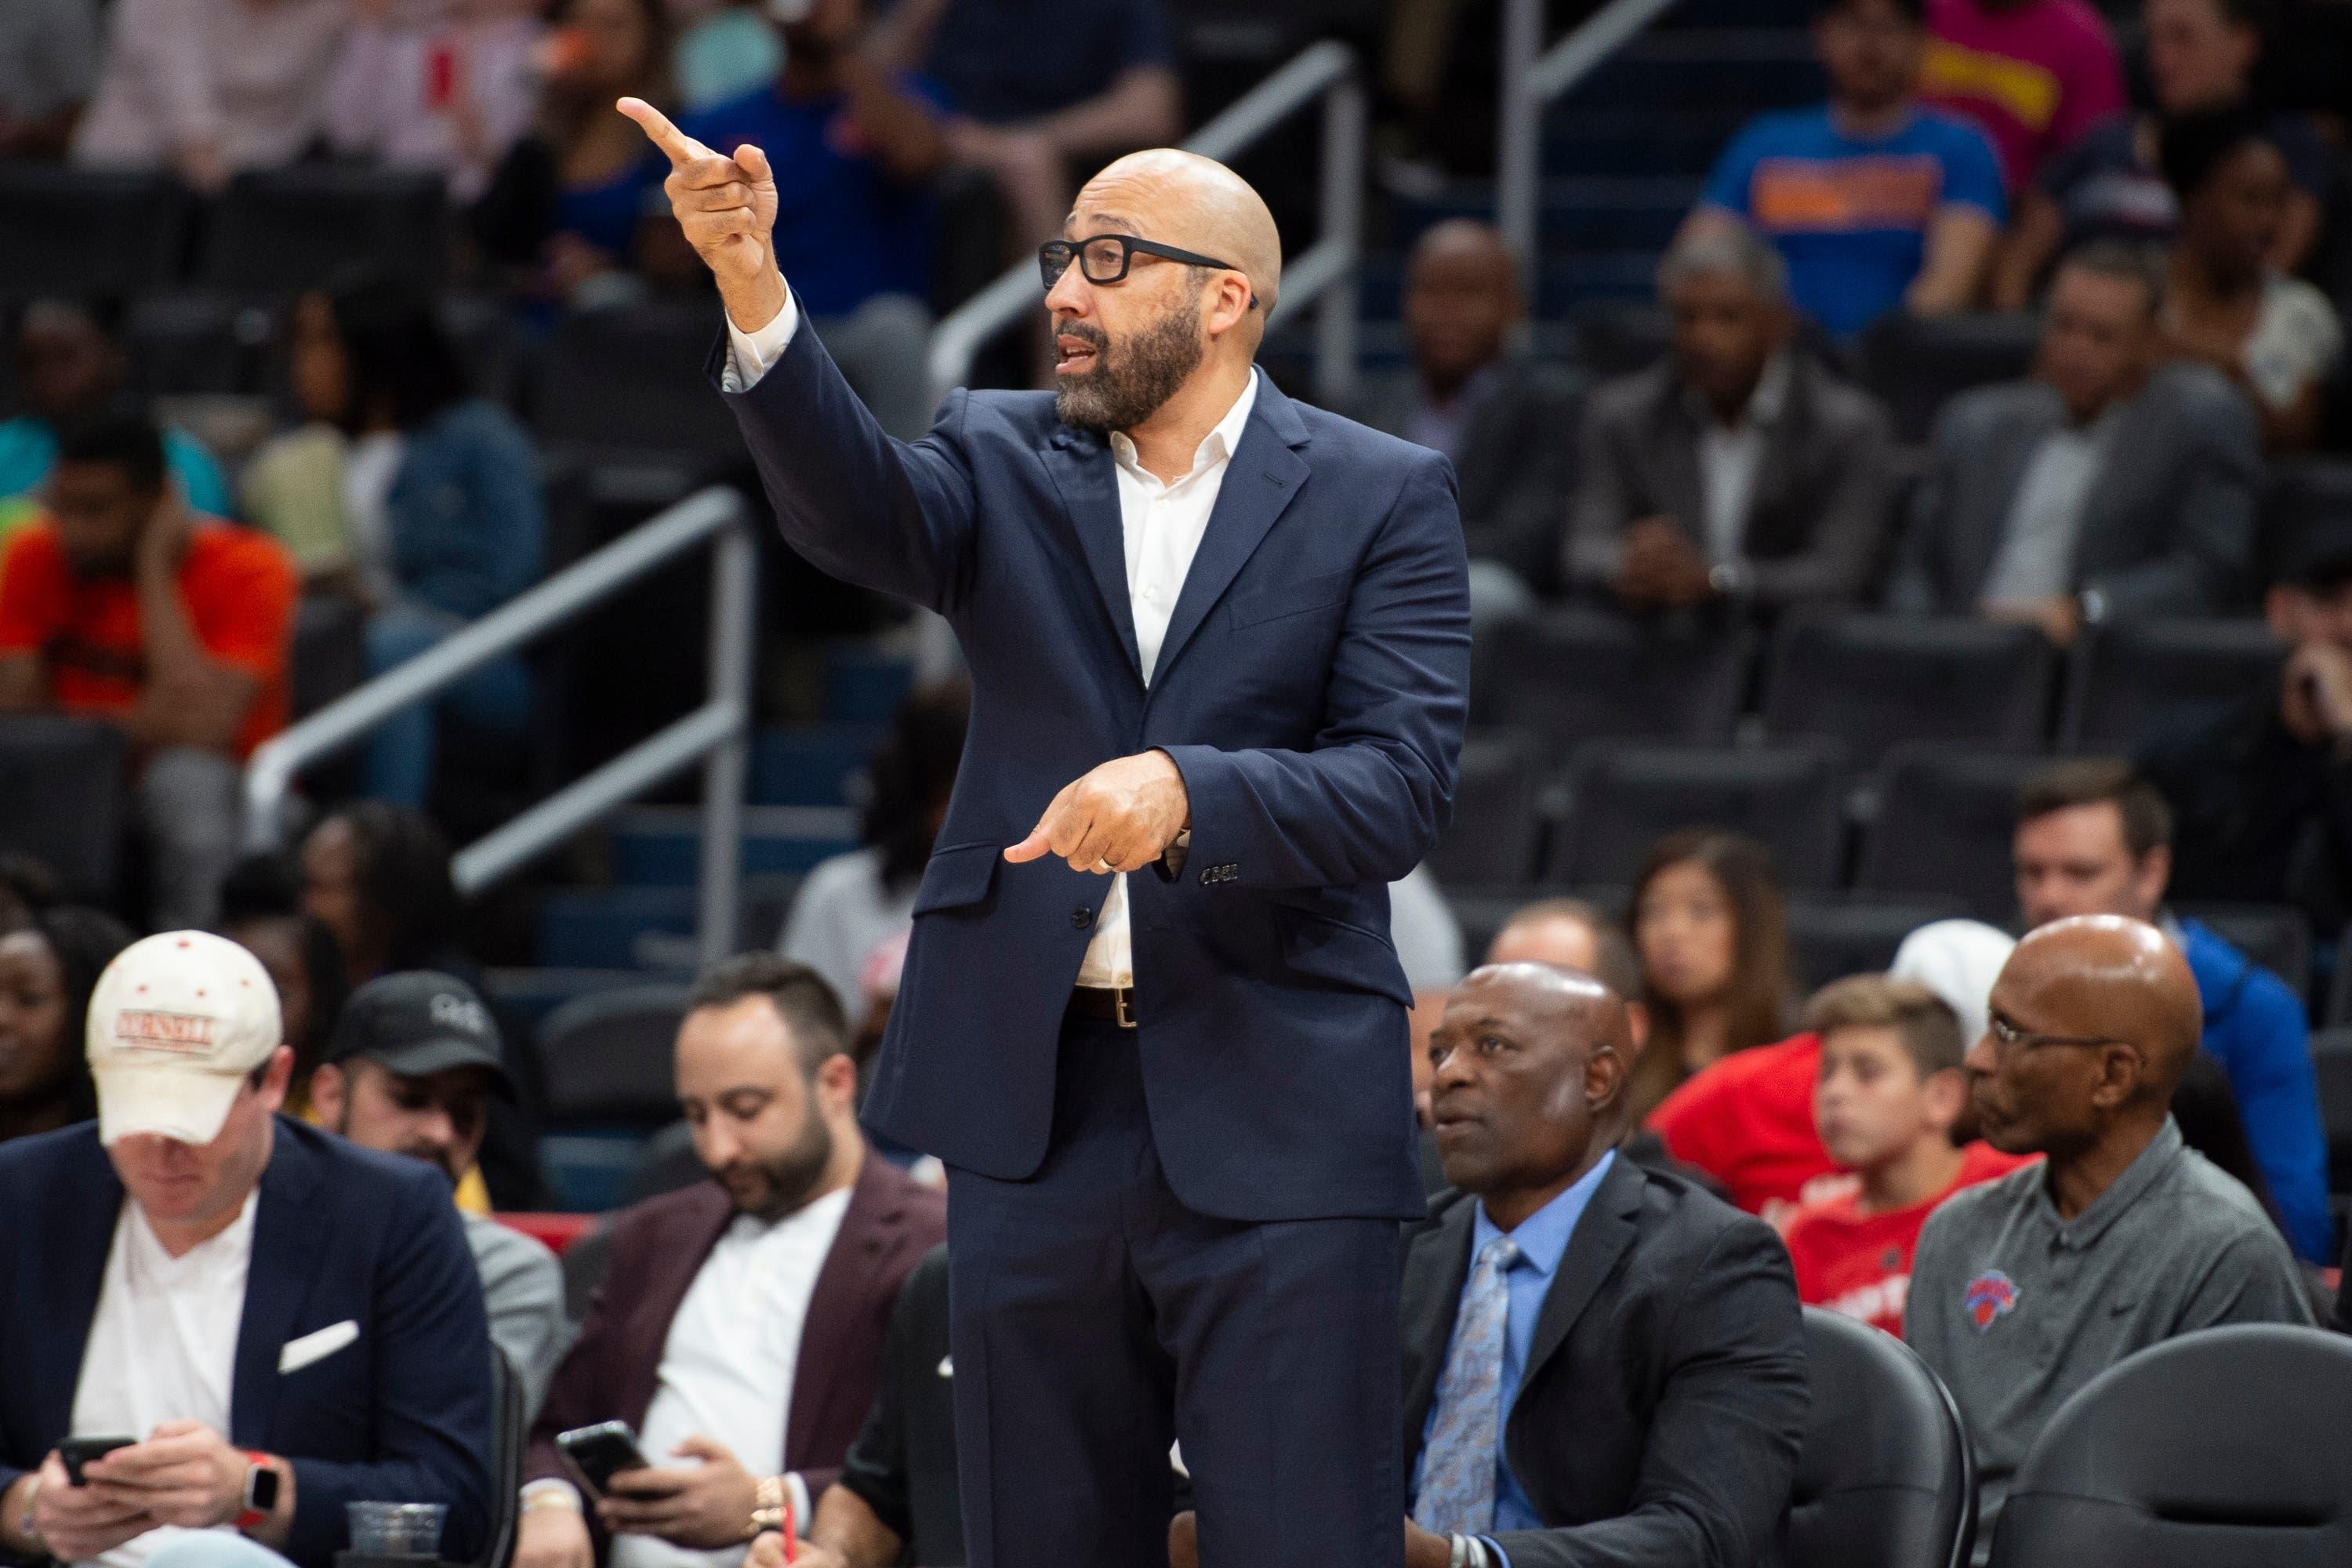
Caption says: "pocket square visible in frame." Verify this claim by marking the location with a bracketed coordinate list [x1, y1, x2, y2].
[280, 1320, 359, 1374]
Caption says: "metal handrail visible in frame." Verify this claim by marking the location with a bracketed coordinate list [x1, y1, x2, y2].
[243, 486, 758, 965]
[925, 39, 1368, 410]
[1497, 0, 1685, 267]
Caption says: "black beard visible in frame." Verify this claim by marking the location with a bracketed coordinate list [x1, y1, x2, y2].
[1054, 297, 1206, 434]
[718, 1101, 836, 1222]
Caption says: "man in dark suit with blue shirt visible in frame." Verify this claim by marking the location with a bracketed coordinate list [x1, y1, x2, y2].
[0, 931, 493, 1568]
[622, 97, 1471, 1568]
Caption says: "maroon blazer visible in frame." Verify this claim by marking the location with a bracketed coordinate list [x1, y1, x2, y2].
[525, 1148, 947, 1510]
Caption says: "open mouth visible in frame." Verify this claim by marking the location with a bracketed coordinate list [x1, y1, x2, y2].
[1054, 337, 1099, 376]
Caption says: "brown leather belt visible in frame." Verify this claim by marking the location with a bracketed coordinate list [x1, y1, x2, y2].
[1067, 985, 1138, 1028]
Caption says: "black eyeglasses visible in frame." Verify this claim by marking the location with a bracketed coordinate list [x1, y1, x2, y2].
[1039, 234, 1259, 309]
[1986, 1014, 2127, 1055]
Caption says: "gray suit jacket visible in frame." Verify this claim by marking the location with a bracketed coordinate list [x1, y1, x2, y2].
[1562, 354, 1897, 612]
[1890, 362, 2261, 617]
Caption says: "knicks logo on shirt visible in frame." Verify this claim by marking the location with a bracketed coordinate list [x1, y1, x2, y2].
[1750, 156, 1946, 231]
[1964, 1269, 2019, 1332]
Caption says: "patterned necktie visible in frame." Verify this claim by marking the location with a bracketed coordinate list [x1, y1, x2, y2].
[1414, 1235, 1522, 1536]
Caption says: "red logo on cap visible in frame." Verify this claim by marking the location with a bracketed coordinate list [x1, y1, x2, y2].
[113, 1010, 217, 1053]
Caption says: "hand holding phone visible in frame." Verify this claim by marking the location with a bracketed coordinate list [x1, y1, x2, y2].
[554, 1423, 650, 1500]
[58, 1437, 136, 1487]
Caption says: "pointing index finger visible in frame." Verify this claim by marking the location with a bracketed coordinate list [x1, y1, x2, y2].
[617, 96, 713, 166]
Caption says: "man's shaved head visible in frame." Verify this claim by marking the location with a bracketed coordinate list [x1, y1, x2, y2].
[1076, 148, 1284, 321]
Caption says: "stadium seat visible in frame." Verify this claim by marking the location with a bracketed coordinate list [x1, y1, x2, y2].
[0, 715, 126, 905]
[473, 1348, 524, 1568]
[1786, 1307, 1976, 1568]
[1787, 895, 1971, 990]
[288, 593, 369, 721]
[1545, 742, 1845, 890]
[532, 302, 749, 466]
[0, 167, 190, 299]
[123, 292, 260, 397]
[1573, 303, 1671, 379]
[2175, 902, 2312, 1000]
[1987, 1324, 2352, 1567]
[2259, 457, 2352, 585]
[1475, 608, 1753, 751]
[199, 168, 450, 293]
[2311, 1027, 2352, 1193]
[1857, 310, 2042, 444]
[2058, 619, 2279, 752]
[535, 984, 690, 1127]
[1855, 746, 2056, 922]
[438, 292, 524, 407]
[618, 1120, 707, 1207]
[1427, 731, 1543, 885]
[1762, 615, 2056, 774]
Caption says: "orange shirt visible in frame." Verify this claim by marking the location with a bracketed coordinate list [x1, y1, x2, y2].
[0, 519, 299, 760]
[1782, 1141, 2038, 1335]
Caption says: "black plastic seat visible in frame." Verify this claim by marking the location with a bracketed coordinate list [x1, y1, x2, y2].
[0, 715, 127, 904]
[1787, 1306, 1976, 1568]
[0, 166, 190, 299]
[1787, 895, 1972, 990]
[532, 302, 748, 467]
[1546, 742, 1845, 890]
[536, 984, 690, 1127]
[1573, 302, 1671, 379]
[1989, 1324, 2352, 1567]
[1426, 731, 1541, 885]
[1857, 310, 2042, 443]
[2310, 1026, 2352, 1193]
[2174, 902, 2312, 1000]
[1477, 608, 1753, 751]
[2058, 619, 2279, 752]
[1855, 746, 2057, 922]
[200, 168, 450, 293]
[474, 1347, 525, 1568]
[1762, 614, 2056, 773]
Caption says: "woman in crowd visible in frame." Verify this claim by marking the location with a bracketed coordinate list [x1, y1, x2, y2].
[219, 851, 352, 1116]
[0, 906, 134, 1145]
[2159, 105, 2343, 454]
[1625, 829, 1795, 1124]
[242, 269, 544, 805]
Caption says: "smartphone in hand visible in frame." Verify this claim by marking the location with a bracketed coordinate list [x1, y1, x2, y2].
[554, 1422, 651, 1499]
[59, 1437, 136, 1486]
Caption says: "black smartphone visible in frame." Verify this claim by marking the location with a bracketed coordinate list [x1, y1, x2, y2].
[554, 1422, 650, 1498]
[59, 1436, 136, 1486]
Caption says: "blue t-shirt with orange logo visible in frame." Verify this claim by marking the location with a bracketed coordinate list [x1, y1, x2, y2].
[1700, 105, 2005, 337]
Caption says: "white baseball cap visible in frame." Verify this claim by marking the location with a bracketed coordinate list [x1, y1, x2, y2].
[86, 931, 284, 1146]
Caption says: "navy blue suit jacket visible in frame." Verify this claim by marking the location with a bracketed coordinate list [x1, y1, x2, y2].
[0, 1120, 495, 1568]
[720, 315, 1472, 1222]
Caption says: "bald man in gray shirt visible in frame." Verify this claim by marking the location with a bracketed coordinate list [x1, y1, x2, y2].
[1906, 916, 2311, 1562]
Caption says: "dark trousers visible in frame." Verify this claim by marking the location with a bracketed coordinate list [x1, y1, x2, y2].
[946, 1014, 1406, 1568]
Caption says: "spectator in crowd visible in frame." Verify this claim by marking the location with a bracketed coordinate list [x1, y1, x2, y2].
[1486, 898, 1648, 1049]
[1907, 916, 2313, 1550]
[1994, 0, 2334, 306]
[1651, 916, 2016, 1221]
[1356, 222, 1582, 613]
[1890, 242, 2259, 642]
[670, 0, 950, 441]
[1918, 0, 2125, 191]
[874, 0, 1180, 264]
[243, 271, 543, 808]
[670, 0, 782, 114]
[2011, 758, 2333, 1261]
[0, 906, 134, 1145]
[1305, 962, 1803, 1568]
[514, 954, 945, 1568]
[0, 300, 233, 524]
[217, 853, 353, 1116]
[1564, 229, 1899, 618]
[2158, 106, 2343, 455]
[325, 0, 543, 205]
[71, 0, 349, 192]
[306, 971, 568, 1420]
[2142, 517, 2352, 943]
[473, 0, 673, 300]
[0, 0, 101, 158]
[0, 931, 495, 1568]
[1687, 0, 2005, 338]
[1625, 830, 1795, 1125]
[0, 412, 298, 930]
[779, 678, 968, 1031]
[1781, 976, 2031, 1335]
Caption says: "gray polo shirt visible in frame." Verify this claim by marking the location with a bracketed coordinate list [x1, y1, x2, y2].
[1905, 1119, 2311, 1559]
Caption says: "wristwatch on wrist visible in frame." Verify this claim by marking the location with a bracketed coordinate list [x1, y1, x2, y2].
[235, 1454, 279, 1534]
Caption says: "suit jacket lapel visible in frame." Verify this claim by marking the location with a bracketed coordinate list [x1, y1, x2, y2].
[1149, 379, 1312, 687]
[785, 1152, 902, 1469]
[1646, 392, 1707, 546]
[231, 1122, 327, 1446]
[1398, 1195, 1476, 1463]
[1517, 1155, 1646, 1399]
[34, 1136, 122, 1446]
[619, 1187, 735, 1427]
[1040, 428, 1143, 681]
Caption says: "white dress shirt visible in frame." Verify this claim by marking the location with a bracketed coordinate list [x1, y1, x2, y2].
[726, 295, 1260, 989]
[1979, 411, 2114, 606]
[70, 1194, 260, 1568]
[608, 1185, 851, 1568]
[1690, 351, 1790, 568]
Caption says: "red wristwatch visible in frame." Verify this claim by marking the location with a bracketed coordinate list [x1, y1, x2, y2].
[234, 1454, 280, 1533]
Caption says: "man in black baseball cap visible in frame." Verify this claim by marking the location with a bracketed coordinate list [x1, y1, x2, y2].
[310, 972, 568, 1417]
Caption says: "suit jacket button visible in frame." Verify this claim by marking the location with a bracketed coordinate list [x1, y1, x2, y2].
[1071, 906, 1094, 928]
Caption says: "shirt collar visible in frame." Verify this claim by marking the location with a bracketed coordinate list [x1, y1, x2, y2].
[1683, 350, 1792, 433]
[1109, 366, 1261, 482]
[1472, 1148, 1617, 1282]
[2039, 1116, 2184, 1250]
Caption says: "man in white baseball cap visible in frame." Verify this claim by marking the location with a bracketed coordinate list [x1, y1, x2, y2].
[0, 931, 495, 1568]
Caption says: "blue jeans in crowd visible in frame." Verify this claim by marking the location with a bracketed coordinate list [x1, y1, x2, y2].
[362, 602, 535, 808]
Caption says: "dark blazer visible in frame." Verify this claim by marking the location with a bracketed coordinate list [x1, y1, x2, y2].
[0, 1120, 495, 1568]
[1563, 354, 1896, 612]
[1890, 362, 2260, 618]
[718, 309, 1471, 1224]
[1401, 1157, 1808, 1568]
[836, 1244, 963, 1566]
[525, 1150, 946, 1505]
[1355, 358, 1585, 593]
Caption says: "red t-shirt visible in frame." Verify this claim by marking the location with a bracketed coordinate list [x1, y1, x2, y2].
[1783, 1141, 2038, 1335]
[1648, 1033, 1846, 1227]
[0, 519, 299, 760]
